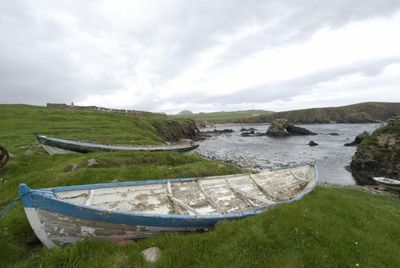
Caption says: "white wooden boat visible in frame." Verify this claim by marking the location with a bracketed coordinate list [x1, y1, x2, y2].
[372, 177, 400, 190]
[35, 135, 199, 154]
[19, 164, 317, 248]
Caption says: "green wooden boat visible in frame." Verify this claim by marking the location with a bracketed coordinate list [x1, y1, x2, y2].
[35, 135, 199, 154]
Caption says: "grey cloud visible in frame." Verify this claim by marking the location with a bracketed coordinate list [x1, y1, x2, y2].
[161, 57, 400, 106]
[0, 0, 400, 107]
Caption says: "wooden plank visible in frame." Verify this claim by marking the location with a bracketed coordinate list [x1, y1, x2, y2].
[224, 178, 257, 207]
[249, 174, 278, 200]
[196, 180, 224, 213]
[166, 181, 200, 215]
[289, 170, 308, 182]
[166, 181, 180, 214]
[84, 190, 95, 206]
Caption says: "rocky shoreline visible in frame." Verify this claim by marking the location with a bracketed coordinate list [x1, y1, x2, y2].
[350, 116, 400, 185]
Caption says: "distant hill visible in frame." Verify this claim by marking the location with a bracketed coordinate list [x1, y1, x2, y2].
[240, 102, 400, 124]
[178, 110, 193, 115]
[169, 109, 273, 123]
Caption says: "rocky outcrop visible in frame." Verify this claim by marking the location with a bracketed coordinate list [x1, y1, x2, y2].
[308, 141, 318, 146]
[344, 131, 369, 146]
[205, 129, 234, 135]
[153, 119, 200, 142]
[266, 119, 316, 137]
[350, 116, 400, 185]
[240, 127, 256, 132]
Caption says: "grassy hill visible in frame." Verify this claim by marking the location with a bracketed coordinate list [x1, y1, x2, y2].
[0, 104, 399, 267]
[169, 110, 273, 123]
[242, 102, 400, 124]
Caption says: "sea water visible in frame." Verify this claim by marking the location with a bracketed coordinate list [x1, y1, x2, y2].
[196, 123, 381, 185]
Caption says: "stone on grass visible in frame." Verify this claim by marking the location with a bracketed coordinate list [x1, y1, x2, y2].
[141, 247, 161, 263]
[24, 149, 33, 156]
[71, 164, 81, 171]
[87, 158, 98, 168]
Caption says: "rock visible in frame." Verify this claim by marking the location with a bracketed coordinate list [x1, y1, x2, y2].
[241, 132, 252, 137]
[71, 164, 81, 172]
[196, 121, 207, 128]
[140, 247, 161, 263]
[267, 119, 316, 137]
[344, 131, 369, 146]
[267, 119, 290, 137]
[308, 141, 318, 146]
[205, 129, 234, 135]
[240, 127, 256, 132]
[155, 119, 200, 142]
[350, 118, 400, 185]
[87, 159, 98, 168]
[328, 132, 340, 136]
[63, 163, 82, 172]
[286, 124, 317, 135]
[387, 115, 400, 126]
[63, 165, 73, 173]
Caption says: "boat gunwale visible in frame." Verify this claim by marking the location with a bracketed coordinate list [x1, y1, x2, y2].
[19, 164, 318, 222]
[36, 135, 198, 151]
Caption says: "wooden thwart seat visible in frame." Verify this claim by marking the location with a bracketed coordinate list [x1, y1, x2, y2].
[196, 180, 224, 213]
[166, 181, 200, 215]
[249, 174, 278, 200]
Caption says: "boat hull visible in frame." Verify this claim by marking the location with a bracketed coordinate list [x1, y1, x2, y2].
[35, 135, 199, 154]
[24, 207, 202, 248]
[19, 164, 317, 248]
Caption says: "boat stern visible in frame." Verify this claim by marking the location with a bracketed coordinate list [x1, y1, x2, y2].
[19, 183, 57, 248]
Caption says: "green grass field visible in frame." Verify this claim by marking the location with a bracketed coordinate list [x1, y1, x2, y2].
[169, 110, 273, 123]
[0, 104, 399, 267]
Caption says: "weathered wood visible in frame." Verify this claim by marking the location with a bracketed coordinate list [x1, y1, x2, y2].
[21, 164, 317, 248]
[249, 174, 278, 200]
[196, 180, 224, 213]
[166, 181, 200, 215]
[224, 178, 256, 207]
[84, 190, 95, 206]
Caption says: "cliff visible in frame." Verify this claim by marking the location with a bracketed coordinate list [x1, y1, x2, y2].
[241, 102, 400, 124]
[350, 116, 400, 184]
[151, 119, 201, 142]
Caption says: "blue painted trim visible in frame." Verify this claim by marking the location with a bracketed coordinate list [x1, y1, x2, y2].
[18, 164, 317, 228]
[21, 189, 260, 228]
[50, 177, 198, 193]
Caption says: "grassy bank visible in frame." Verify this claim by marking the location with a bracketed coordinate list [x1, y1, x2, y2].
[1, 104, 399, 267]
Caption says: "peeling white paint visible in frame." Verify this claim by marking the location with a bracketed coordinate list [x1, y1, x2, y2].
[28, 165, 316, 248]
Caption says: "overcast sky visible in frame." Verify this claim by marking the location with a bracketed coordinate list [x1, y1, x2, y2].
[1, 1, 400, 113]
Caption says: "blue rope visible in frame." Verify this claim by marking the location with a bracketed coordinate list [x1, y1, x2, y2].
[0, 196, 20, 219]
